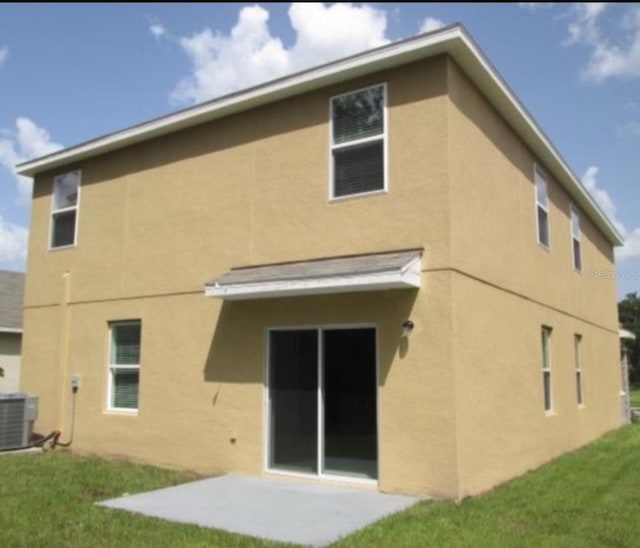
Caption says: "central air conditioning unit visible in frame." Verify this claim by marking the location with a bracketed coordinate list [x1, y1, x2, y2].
[0, 393, 38, 451]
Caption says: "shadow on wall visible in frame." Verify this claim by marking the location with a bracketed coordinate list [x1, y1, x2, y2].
[202, 290, 420, 404]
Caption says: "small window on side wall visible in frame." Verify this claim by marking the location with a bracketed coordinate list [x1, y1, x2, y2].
[330, 84, 386, 199]
[535, 165, 550, 248]
[541, 326, 553, 413]
[50, 170, 80, 249]
[571, 205, 582, 271]
[108, 321, 141, 412]
[575, 334, 584, 405]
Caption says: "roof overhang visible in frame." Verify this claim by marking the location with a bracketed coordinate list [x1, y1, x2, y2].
[620, 328, 636, 340]
[0, 327, 22, 334]
[205, 250, 422, 300]
[15, 24, 623, 247]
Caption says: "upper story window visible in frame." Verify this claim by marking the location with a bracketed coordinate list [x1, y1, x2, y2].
[571, 205, 582, 271]
[330, 84, 386, 199]
[535, 165, 550, 248]
[50, 170, 81, 249]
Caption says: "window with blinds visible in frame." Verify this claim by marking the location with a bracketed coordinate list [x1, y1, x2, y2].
[109, 321, 141, 412]
[331, 84, 386, 198]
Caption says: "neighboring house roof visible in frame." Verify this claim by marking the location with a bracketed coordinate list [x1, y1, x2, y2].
[0, 270, 25, 333]
[15, 24, 623, 247]
[206, 249, 422, 300]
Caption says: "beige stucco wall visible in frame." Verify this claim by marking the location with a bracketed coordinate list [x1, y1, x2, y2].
[446, 59, 618, 327]
[24, 57, 451, 308]
[446, 58, 620, 497]
[20, 53, 621, 498]
[22, 274, 455, 496]
[451, 272, 620, 497]
[0, 332, 21, 393]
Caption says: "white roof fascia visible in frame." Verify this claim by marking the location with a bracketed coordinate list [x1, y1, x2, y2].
[620, 329, 636, 340]
[0, 327, 22, 334]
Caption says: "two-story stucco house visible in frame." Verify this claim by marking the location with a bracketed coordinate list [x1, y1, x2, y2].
[17, 25, 623, 498]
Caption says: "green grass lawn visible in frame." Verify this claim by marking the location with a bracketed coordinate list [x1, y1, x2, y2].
[630, 387, 640, 408]
[341, 425, 640, 548]
[2, 426, 640, 547]
[0, 452, 283, 548]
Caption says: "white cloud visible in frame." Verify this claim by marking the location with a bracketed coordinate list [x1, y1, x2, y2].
[171, 6, 288, 105]
[0, 117, 63, 201]
[170, 2, 389, 105]
[0, 118, 62, 270]
[419, 17, 445, 34]
[0, 45, 8, 67]
[0, 215, 28, 267]
[565, 4, 640, 82]
[518, 3, 555, 12]
[150, 22, 166, 40]
[619, 227, 640, 261]
[289, 3, 388, 66]
[582, 167, 621, 231]
[618, 120, 640, 137]
[566, 4, 607, 47]
[582, 166, 640, 260]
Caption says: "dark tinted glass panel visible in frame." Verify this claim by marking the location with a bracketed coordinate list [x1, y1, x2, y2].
[323, 328, 377, 479]
[333, 141, 384, 197]
[269, 330, 318, 473]
[51, 210, 76, 248]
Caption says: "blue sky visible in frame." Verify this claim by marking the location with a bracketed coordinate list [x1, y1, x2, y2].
[0, 3, 639, 297]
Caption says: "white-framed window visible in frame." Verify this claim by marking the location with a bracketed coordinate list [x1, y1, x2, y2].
[571, 205, 582, 271]
[108, 321, 141, 412]
[541, 326, 553, 413]
[575, 334, 584, 405]
[535, 165, 550, 248]
[50, 170, 81, 249]
[330, 83, 386, 199]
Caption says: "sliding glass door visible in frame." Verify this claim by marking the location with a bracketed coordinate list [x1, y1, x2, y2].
[323, 328, 377, 479]
[267, 327, 377, 481]
[268, 330, 318, 473]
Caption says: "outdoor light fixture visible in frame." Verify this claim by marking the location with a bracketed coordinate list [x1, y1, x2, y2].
[402, 320, 415, 337]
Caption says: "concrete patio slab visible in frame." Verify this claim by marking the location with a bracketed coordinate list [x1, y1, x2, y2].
[99, 474, 419, 546]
